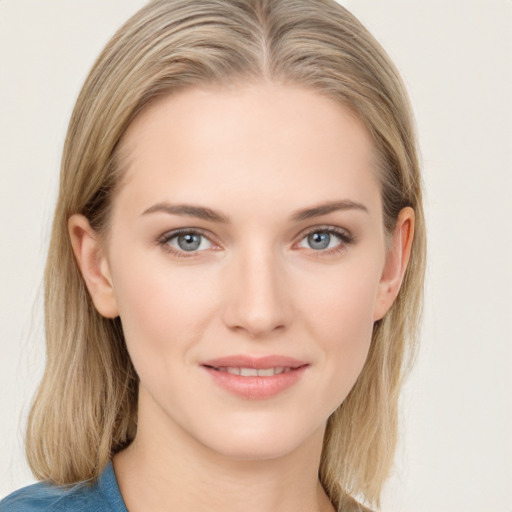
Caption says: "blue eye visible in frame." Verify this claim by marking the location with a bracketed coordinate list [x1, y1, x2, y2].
[298, 228, 350, 252]
[162, 230, 213, 253]
[158, 227, 351, 259]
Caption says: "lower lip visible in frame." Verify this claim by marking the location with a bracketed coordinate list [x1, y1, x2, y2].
[202, 366, 308, 400]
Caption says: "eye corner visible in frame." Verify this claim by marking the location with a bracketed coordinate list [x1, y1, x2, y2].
[294, 225, 354, 257]
[156, 227, 221, 258]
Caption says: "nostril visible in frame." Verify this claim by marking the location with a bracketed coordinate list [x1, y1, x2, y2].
[220, 260, 292, 336]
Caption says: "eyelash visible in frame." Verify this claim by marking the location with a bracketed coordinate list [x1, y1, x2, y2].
[157, 228, 214, 259]
[300, 226, 353, 258]
[156, 226, 354, 259]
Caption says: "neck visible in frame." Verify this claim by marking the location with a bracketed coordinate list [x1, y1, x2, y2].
[113, 392, 334, 512]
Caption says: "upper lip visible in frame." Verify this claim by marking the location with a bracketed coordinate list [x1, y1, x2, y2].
[201, 355, 309, 369]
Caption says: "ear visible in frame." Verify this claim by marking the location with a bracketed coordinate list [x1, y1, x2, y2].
[373, 207, 415, 321]
[68, 214, 119, 318]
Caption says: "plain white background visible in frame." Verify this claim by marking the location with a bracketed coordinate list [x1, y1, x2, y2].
[0, 1, 511, 510]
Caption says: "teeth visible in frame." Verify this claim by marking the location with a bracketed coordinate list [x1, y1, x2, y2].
[257, 368, 275, 377]
[215, 367, 292, 377]
[240, 368, 258, 377]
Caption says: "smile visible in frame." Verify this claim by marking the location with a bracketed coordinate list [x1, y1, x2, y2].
[201, 355, 309, 400]
[209, 366, 294, 376]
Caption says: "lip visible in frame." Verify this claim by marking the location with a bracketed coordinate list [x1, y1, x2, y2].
[201, 355, 309, 400]
[202, 355, 308, 369]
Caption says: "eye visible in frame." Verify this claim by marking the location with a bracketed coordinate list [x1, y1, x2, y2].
[297, 227, 352, 253]
[159, 229, 213, 255]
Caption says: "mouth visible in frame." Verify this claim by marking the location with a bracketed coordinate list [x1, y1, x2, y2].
[200, 355, 309, 400]
[205, 366, 297, 377]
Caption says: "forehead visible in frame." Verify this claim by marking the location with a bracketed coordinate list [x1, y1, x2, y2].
[116, 82, 381, 219]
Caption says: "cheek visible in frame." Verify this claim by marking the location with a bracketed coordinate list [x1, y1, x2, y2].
[297, 259, 381, 402]
[322, 286, 375, 368]
[300, 254, 381, 339]
[109, 249, 218, 375]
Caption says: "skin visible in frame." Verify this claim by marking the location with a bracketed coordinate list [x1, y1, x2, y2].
[69, 82, 414, 512]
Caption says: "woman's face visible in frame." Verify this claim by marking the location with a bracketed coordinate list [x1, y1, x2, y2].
[73, 82, 410, 461]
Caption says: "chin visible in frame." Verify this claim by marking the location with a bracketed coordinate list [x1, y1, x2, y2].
[192, 414, 325, 462]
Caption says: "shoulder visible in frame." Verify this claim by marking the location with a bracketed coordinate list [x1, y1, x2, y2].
[0, 480, 110, 512]
[0, 463, 126, 512]
[0, 481, 89, 511]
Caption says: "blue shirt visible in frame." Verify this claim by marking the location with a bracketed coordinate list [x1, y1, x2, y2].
[0, 462, 127, 511]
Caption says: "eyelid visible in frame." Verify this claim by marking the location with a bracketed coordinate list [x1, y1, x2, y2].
[297, 224, 353, 243]
[157, 227, 221, 256]
[156, 224, 354, 259]
[293, 224, 354, 257]
[157, 227, 213, 244]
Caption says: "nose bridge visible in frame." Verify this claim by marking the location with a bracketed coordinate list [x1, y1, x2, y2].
[222, 238, 290, 337]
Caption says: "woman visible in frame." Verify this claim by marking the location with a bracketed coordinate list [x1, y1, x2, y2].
[0, 0, 425, 510]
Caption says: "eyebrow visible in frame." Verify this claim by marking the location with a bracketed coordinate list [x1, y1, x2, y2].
[290, 199, 368, 221]
[141, 199, 368, 223]
[142, 203, 229, 223]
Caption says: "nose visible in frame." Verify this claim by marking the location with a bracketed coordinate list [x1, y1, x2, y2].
[221, 245, 292, 338]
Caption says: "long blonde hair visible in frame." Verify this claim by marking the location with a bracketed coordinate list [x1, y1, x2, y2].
[26, 1, 425, 509]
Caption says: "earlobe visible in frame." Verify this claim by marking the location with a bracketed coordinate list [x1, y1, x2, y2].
[68, 214, 119, 318]
[373, 207, 415, 321]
